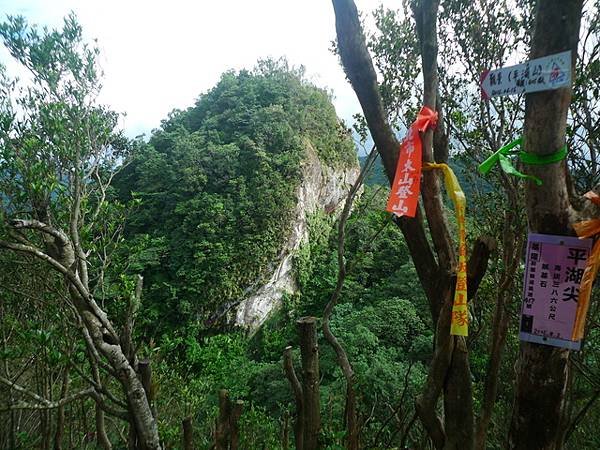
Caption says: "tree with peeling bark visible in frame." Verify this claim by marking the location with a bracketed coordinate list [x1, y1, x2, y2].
[0, 14, 161, 449]
[331, 0, 495, 448]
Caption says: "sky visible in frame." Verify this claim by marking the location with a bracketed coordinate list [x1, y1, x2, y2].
[0, 0, 401, 139]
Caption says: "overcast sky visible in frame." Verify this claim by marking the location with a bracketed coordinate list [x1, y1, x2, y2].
[0, 0, 400, 139]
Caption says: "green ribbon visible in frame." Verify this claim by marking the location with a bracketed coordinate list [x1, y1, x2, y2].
[519, 145, 568, 165]
[498, 153, 542, 185]
[478, 137, 567, 186]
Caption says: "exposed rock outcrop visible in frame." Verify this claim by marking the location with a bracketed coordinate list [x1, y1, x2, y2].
[235, 144, 359, 331]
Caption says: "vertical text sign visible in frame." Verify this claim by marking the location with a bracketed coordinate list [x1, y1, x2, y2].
[450, 196, 468, 336]
[520, 233, 593, 350]
[386, 106, 437, 217]
[480, 51, 571, 99]
[386, 126, 421, 217]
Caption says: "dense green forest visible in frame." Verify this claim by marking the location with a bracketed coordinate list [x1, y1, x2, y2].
[0, 1, 599, 450]
[113, 61, 356, 336]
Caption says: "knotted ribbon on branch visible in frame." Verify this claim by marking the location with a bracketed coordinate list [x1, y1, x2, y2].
[386, 106, 438, 217]
[423, 163, 469, 336]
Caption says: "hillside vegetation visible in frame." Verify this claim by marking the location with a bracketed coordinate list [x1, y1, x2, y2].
[114, 61, 357, 335]
[1, 2, 600, 450]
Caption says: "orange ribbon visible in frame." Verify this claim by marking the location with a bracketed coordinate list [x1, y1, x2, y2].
[386, 106, 438, 217]
[571, 191, 600, 341]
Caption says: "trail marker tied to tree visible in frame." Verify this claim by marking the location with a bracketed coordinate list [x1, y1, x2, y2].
[520, 233, 593, 350]
[386, 107, 470, 336]
[480, 51, 571, 99]
[423, 163, 469, 336]
[386, 106, 437, 217]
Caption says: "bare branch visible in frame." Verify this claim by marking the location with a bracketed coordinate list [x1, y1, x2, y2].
[0, 374, 94, 411]
[9, 219, 71, 246]
[283, 346, 303, 409]
[283, 345, 304, 450]
[0, 240, 88, 301]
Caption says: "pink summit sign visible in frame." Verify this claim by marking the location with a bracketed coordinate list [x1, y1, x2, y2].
[520, 233, 593, 350]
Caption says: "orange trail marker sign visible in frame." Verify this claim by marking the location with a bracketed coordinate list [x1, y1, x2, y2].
[571, 191, 600, 341]
[386, 106, 438, 217]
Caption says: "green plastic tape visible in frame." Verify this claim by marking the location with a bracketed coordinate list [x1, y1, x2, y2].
[478, 137, 567, 185]
[519, 145, 567, 165]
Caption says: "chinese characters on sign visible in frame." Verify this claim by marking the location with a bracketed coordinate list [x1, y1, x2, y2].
[386, 106, 438, 218]
[386, 127, 420, 216]
[480, 51, 571, 99]
[422, 163, 469, 336]
[571, 192, 600, 340]
[520, 233, 593, 350]
[450, 196, 468, 336]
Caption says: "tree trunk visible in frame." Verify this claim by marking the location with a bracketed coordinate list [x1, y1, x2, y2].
[344, 384, 359, 450]
[53, 230, 161, 449]
[214, 389, 243, 450]
[77, 298, 159, 450]
[297, 317, 321, 450]
[330, 1, 493, 448]
[182, 416, 194, 450]
[53, 369, 70, 450]
[282, 410, 290, 450]
[229, 401, 243, 450]
[509, 1, 584, 449]
[443, 337, 474, 450]
[283, 346, 304, 450]
[215, 389, 231, 450]
[413, 1, 475, 448]
[139, 359, 157, 420]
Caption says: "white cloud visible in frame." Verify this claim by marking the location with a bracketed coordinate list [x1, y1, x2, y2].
[0, 0, 403, 137]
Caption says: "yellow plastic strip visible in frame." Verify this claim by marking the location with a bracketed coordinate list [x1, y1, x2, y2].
[423, 163, 468, 336]
[571, 218, 600, 341]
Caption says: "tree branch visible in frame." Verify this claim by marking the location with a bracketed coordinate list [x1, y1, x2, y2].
[412, 0, 456, 272]
[332, 0, 439, 308]
[0, 240, 87, 296]
[0, 374, 94, 411]
[332, 0, 401, 181]
[9, 219, 71, 246]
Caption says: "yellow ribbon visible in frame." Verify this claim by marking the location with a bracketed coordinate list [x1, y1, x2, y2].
[423, 163, 468, 336]
[571, 218, 600, 341]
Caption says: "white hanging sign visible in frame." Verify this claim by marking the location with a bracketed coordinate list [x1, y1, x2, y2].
[480, 51, 571, 99]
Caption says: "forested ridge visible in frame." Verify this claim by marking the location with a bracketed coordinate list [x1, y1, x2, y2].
[0, 1, 599, 450]
[113, 61, 357, 336]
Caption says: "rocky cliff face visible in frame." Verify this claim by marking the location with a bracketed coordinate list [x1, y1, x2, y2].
[235, 144, 360, 331]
